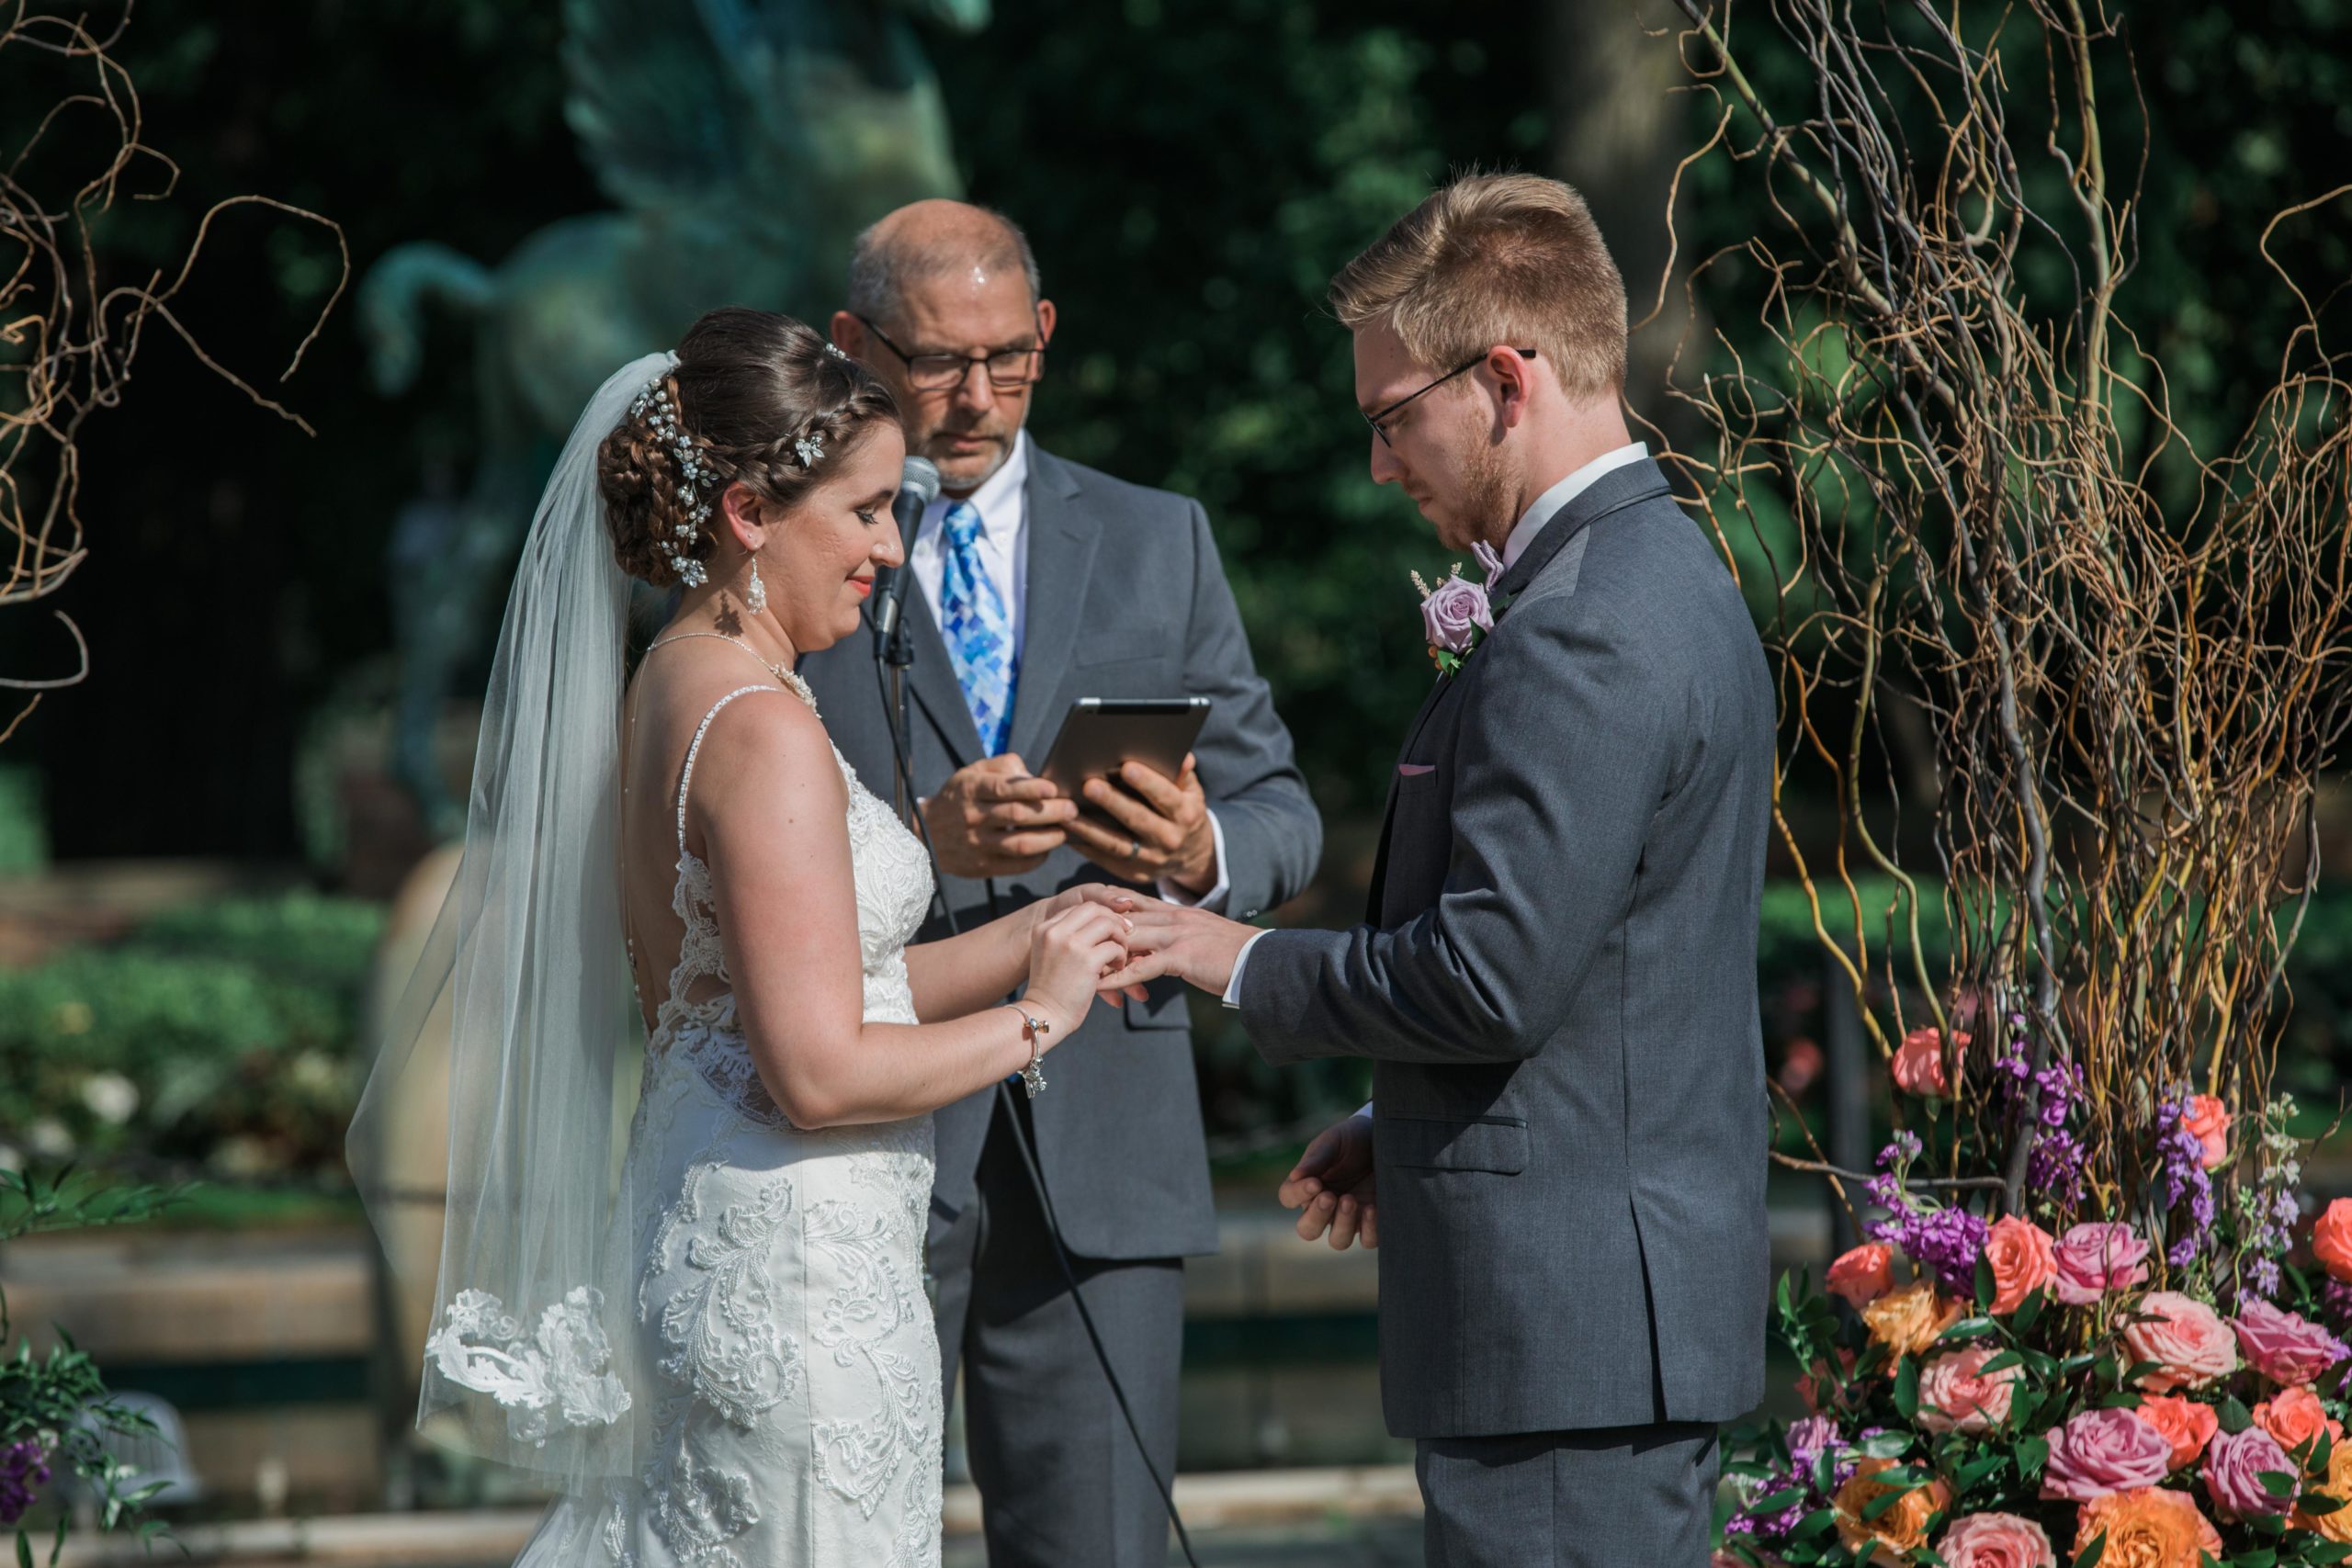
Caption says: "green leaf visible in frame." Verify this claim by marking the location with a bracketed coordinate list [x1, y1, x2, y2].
[2260, 1468, 2299, 1499]
[2098, 1392, 2146, 1409]
[2072, 1529, 2106, 1568]
[1976, 1254, 1996, 1313]
[2303, 1542, 2352, 1563]
[2018, 1434, 2051, 1480]
[1791, 1508, 1838, 1540]
[1939, 1316, 2000, 1343]
[1750, 1488, 1805, 1514]
[2302, 1492, 2347, 1515]
[2234, 1550, 2278, 1567]
[1894, 1355, 1921, 1420]
[1979, 1350, 2026, 1375]
[2223, 1396, 2256, 1434]
[2013, 1287, 2047, 1336]
[1858, 1430, 1913, 1459]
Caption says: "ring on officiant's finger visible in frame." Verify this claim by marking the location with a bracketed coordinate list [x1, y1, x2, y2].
[1126, 837, 1142, 861]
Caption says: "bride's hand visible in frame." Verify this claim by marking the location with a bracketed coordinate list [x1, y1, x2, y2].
[1025, 902, 1137, 1038]
[1046, 884, 1153, 1003]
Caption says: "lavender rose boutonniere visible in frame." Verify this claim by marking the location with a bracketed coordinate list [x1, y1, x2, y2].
[1413, 542, 1504, 676]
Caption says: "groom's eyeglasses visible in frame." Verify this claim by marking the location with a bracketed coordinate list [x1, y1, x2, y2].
[1363, 347, 1537, 447]
[854, 315, 1046, 392]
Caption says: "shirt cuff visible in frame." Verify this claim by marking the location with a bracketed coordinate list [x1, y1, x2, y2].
[1355, 1102, 1373, 1120]
[1221, 928, 1273, 1009]
[1158, 809, 1231, 912]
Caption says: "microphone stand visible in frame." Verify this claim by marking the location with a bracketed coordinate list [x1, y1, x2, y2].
[885, 587, 920, 828]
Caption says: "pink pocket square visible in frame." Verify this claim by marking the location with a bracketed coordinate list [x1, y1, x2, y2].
[1397, 763, 1436, 777]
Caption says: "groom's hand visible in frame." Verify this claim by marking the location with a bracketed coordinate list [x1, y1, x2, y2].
[921, 754, 1079, 879]
[1279, 1112, 1377, 1250]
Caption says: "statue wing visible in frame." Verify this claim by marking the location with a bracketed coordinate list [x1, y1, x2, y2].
[562, 0, 763, 210]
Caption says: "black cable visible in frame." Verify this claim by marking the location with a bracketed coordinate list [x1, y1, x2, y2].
[865, 634, 1203, 1568]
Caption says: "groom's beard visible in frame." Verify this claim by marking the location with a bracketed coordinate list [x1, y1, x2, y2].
[1442, 436, 1517, 555]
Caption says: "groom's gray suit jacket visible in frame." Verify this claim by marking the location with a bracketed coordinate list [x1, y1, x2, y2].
[799, 442, 1320, 1260]
[1238, 457, 1772, 1438]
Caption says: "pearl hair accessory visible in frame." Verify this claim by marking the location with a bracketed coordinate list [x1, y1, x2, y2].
[628, 378, 714, 589]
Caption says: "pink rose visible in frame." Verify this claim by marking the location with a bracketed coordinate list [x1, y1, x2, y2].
[2051, 1222, 2152, 1305]
[2234, 1297, 2349, 1388]
[2040, 1407, 2176, 1501]
[1826, 1243, 1895, 1308]
[1891, 1026, 1966, 1097]
[2122, 1292, 2241, 1393]
[1420, 572, 1493, 654]
[1984, 1215, 2058, 1314]
[2202, 1425, 2297, 1521]
[1917, 1346, 2020, 1435]
[1937, 1511, 2058, 1568]
[2183, 1094, 2231, 1169]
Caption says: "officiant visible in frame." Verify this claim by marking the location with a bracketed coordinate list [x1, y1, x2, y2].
[796, 199, 1321, 1568]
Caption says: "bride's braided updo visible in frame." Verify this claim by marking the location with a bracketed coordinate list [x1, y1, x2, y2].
[598, 307, 899, 588]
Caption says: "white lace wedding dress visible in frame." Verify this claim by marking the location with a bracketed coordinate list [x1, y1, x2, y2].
[510, 676, 944, 1567]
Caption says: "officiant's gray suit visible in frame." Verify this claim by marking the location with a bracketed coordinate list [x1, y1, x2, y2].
[798, 441, 1319, 1568]
[1237, 457, 1772, 1566]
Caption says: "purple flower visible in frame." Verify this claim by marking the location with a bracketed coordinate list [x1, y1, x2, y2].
[1420, 572, 1493, 654]
[2155, 1084, 2217, 1266]
[0, 1438, 51, 1527]
[2202, 1426, 2297, 1521]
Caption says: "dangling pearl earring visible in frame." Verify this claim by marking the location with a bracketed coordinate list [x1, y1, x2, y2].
[745, 554, 767, 616]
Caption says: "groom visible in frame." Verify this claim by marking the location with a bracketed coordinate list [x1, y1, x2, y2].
[1113, 173, 1773, 1563]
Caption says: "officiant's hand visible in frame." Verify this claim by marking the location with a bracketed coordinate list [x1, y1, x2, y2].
[1279, 1112, 1377, 1250]
[921, 754, 1079, 879]
[1059, 755, 1217, 894]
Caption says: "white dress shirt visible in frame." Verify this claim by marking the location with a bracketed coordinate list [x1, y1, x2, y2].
[1220, 442, 1649, 1009]
[913, 430, 1229, 908]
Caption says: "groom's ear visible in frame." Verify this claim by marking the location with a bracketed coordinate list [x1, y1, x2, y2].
[1489, 344, 1535, 429]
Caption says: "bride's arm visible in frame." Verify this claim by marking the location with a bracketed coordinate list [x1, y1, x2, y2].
[900, 909, 1038, 1023]
[695, 700, 1128, 1129]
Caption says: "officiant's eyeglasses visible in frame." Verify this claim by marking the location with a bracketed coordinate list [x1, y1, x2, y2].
[1363, 347, 1537, 447]
[854, 315, 1046, 392]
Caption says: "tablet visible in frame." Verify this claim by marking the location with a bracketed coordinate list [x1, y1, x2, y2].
[1035, 698, 1212, 824]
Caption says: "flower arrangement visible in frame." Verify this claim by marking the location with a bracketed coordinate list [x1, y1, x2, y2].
[1721, 1061, 2352, 1568]
[1408, 541, 1505, 676]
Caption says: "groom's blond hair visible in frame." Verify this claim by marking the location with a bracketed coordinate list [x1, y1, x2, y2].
[1329, 172, 1626, 402]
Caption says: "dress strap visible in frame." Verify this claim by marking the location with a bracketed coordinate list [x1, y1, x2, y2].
[676, 685, 799, 856]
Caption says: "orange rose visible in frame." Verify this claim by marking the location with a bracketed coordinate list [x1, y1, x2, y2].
[1863, 1279, 1963, 1359]
[1892, 1026, 1967, 1097]
[1796, 1347, 1860, 1413]
[2256, 1385, 2345, 1459]
[2075, 1488, 2221, 1568]
[2314, 1198, 2352, 1284]
[2134, 1394, 2220, 1471]
[1828, 1243, 1896, 1308]
[1984, 1215, 2057, 1314]
[2296, 1433, 2352, 1543]
[2182, 1094, 2230, 1170]
[1835, 1457, 1953, 1564]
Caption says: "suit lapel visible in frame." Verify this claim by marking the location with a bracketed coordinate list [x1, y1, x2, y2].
[899, 560, 987, 767]
[1004, 447, 1098, 763]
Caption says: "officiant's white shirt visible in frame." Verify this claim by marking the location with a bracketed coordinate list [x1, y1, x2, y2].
[1221, 442, 1648, 1010]
[911, 430, 1230, 908]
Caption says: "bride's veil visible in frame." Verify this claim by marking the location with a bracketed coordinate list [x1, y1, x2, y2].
[348, 350, 677, 1490]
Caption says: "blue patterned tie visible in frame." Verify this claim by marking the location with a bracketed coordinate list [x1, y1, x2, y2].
[936, 501, 1015, 754]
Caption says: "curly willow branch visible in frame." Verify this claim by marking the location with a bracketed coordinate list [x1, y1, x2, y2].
[1656, 0, 2352, 1245]
[0, 2, 347, 734]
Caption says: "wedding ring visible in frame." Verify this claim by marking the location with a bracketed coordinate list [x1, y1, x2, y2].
[1126, 837, 1142, 861]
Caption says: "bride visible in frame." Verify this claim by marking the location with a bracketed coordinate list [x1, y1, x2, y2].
[351, 309, 1136, 1566]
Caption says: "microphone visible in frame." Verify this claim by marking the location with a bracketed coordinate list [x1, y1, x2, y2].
[871, 455, 942, 654]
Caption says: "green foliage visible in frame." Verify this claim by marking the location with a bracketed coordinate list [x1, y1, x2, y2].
[0, 894, 384, 1183]
[1, 1169, 184, 1557]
